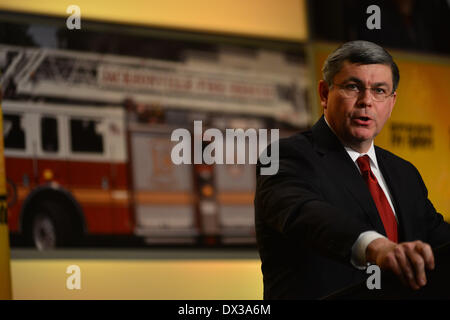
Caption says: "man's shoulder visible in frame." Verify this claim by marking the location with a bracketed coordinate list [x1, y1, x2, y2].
[375, 145, 417, 172]
[273, 130, 317, 162]
[278, 129, 314, 151]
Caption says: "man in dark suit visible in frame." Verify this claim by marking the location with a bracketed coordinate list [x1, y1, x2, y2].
[254, 40, 450, 299]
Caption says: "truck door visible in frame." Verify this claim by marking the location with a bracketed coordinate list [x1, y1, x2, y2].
[36, 114, 68, 187]
[66, 116, 114, 234]
[2, 110, 33, 233]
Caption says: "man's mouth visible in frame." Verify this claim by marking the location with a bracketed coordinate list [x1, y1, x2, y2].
[352, 116, 372, 125]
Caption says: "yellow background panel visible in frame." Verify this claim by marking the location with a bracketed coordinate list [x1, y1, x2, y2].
[0, 101, 13, 299]
[11, 259, 262, 299]
[0, 225, 12, 299]
[0, 0, 307, 41]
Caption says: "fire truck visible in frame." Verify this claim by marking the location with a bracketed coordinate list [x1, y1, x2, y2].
[0, 44, 309, 249]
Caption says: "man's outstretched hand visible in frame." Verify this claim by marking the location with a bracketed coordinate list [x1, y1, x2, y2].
[366, 238, 435, 290]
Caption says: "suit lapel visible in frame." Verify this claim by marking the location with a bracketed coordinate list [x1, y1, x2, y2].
[311, 117, 387, 235]
[376, 148, 414, 241]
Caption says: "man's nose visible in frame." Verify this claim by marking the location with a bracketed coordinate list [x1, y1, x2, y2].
[357, 88, 373, 107]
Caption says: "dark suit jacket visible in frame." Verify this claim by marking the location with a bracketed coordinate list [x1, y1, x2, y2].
[254, 116, 450, 299]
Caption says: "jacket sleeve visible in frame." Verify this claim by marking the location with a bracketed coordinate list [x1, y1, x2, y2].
[411, 165, 450, 247]
[255, 137, 372, 264]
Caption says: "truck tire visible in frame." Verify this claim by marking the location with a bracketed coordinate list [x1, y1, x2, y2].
[30, 202, 74, 250]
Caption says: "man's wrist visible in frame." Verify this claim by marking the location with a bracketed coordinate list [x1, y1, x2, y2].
[366, 237, 396, 264]
[351, 231, 385, 268]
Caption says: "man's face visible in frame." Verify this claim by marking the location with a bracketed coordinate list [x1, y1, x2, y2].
[319, 61, 397, 151]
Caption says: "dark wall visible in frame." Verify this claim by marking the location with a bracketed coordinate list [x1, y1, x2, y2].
[308, 0, 450, 54]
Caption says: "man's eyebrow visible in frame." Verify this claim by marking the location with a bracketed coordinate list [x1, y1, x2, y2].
[343, 77, 363, 84]
[343, 77, 390, 87]
[371, 81, 390, 88]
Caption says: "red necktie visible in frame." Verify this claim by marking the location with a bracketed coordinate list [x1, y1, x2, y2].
[356, 155, 398, 243]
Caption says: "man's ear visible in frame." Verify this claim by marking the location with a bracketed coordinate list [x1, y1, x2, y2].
[318, 80, 329, 109]
[391, 91, 397, 107]
[388, 91, 397, 117]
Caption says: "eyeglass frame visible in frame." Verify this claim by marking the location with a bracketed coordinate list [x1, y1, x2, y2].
[331, 82, 395, 102]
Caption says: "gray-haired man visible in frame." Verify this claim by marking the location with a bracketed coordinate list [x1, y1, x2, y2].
[255, 40, 450, 299]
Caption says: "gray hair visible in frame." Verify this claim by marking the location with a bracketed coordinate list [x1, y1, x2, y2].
[322, 40, 400, 93]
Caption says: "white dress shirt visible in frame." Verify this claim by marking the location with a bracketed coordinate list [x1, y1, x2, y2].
[323, 117, 397, 268]
[345, 144, 398, 268]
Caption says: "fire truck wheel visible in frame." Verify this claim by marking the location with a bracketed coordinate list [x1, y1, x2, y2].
[30, 202, 73, 250]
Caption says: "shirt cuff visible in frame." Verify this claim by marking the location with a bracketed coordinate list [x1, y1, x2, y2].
[351, 231, 386, 270]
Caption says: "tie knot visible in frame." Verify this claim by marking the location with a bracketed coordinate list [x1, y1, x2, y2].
[356, 155, 371, 174]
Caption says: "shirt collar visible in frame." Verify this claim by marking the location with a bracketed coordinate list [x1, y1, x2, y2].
[324, 115, 379, 170]
[344, 143, 379, 171]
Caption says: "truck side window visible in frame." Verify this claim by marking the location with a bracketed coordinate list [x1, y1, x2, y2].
[3, 114, 25, 150]
[41, 116, 59, 152]
[70, 119, 104, 153]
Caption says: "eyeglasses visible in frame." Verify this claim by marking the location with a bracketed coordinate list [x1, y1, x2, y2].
[332, 83, 395, 102]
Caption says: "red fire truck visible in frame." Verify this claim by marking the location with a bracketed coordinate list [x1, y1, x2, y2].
[1, 44, 308, 249]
